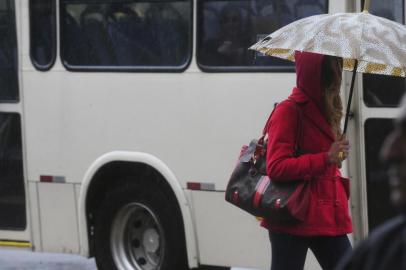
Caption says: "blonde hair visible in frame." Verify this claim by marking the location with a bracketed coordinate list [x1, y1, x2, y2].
[323, 87, 343, 138]
[321, 56, 343, 138]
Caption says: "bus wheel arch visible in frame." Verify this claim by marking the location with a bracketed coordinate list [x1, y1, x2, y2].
[79, 152, 198, 269]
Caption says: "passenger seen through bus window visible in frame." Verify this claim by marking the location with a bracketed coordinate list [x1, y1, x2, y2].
[61, 1, 191, 68]
[202, 4, 249, 66]
[197, 0, 328, 69]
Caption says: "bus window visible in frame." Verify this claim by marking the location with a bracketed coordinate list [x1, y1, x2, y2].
[0, 113, 25, 229]
[362, 0, 405, 107]
[365, 119, 398, 230]
[363, 74, 405, 107]
[0, 0, 19, 101]
[29, 0, 56, 70]
[60, 1, 192, 70]
[197, 0, 328, 71]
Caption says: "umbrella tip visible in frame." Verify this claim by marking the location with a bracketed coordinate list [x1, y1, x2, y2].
[363, 0, 370, 12]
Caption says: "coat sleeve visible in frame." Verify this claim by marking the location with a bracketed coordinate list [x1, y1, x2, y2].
[266, 101, 329, 181]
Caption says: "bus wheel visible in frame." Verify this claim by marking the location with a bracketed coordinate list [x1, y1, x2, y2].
[94, 182, 187, 270]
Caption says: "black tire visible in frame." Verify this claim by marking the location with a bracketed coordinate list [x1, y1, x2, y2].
[94, 180, 188, 270]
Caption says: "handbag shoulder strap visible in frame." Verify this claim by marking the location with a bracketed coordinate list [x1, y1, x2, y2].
[287, 98, 303, 154]
[259, 103, 278, 145]
[261, 99, 303, 152]
[261, 102, 278, 136]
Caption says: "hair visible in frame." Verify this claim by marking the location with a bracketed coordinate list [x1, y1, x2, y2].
[321, 55, 343, 138]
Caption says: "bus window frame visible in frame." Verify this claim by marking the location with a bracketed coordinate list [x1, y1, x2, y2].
[361, 0, 405, 108]
[0, 0, 20, 103]
[0, 112, 26, 230]
[363, 117, 398, 230]
[58, 0, 193, 73]
[29, 0, 57, 71]
[360, 0, 404, 23]
[196, 0, 329, 73]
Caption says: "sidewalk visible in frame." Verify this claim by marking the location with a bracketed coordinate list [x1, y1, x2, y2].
[0, 249, 257, 270]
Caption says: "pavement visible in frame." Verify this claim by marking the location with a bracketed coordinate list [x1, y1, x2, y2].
[0, 249, 254, 270]
[0, 249, 96, 270]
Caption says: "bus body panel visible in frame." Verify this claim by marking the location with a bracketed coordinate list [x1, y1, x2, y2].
[191, 190, 270, 269]
[191, 191, 323, 269]
[37, 182, 80, 254]
[22, 71, 294, 190]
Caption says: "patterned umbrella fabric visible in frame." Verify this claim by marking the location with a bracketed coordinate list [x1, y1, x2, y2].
[250, 11, 406, 77]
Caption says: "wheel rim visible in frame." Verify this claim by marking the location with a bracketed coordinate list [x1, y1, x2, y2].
[111, 202, 165, 270]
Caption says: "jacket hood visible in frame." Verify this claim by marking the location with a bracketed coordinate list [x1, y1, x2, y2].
[294, 51, 325, 110]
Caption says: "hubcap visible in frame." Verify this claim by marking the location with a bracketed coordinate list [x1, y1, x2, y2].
[111, 203, 165, 270]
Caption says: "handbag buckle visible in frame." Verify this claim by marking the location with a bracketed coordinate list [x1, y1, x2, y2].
[252, 155, 258, 165]
[274, 198, 281, 209]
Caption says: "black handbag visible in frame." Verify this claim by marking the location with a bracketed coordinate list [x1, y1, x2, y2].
[225, 99, 310, 223]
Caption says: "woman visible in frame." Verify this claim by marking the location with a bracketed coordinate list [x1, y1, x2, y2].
[264, 51, 353, 270]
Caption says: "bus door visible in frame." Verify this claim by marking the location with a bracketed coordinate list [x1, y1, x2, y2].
[0, 0, 29, 246]
[350, 0, 406, 242]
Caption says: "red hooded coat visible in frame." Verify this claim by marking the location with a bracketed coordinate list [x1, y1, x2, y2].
[262, 51, 353, 236]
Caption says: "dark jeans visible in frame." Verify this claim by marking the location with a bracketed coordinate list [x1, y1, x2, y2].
[269, 231, 352, 270]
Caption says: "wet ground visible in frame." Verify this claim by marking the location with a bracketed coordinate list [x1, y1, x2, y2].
[0, 249, 96, 270]
[0, 249, 253, 270]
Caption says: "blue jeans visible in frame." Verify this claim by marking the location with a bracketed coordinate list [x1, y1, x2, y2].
[269, 231, 352, 270]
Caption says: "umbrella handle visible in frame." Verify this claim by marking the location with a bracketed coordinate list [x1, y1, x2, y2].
[342, 60, 358, 135]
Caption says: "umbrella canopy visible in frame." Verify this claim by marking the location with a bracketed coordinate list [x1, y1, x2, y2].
[249, 0, 406, 134]
[250, 11, 406, 77]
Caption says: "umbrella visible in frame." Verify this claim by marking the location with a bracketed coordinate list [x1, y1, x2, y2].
[249, 0, 406, 134]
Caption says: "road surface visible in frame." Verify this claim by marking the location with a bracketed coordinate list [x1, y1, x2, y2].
[0, 249, 255, 270]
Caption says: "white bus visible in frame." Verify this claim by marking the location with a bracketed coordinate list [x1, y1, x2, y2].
[0, 0, 404, 269]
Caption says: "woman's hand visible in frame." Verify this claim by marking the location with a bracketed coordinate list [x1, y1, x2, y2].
[327, 136, 350, 165]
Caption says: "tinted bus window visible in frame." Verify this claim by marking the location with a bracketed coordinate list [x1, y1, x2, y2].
[0, 113, 25, 229]
[197, 0, 328, 70]
[30, 0, 56, 70]
[60, 1, 192, 70]
[0, 0, 19, 101]
[365, 119, 398, 230]
[362, 0, 405, 107]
